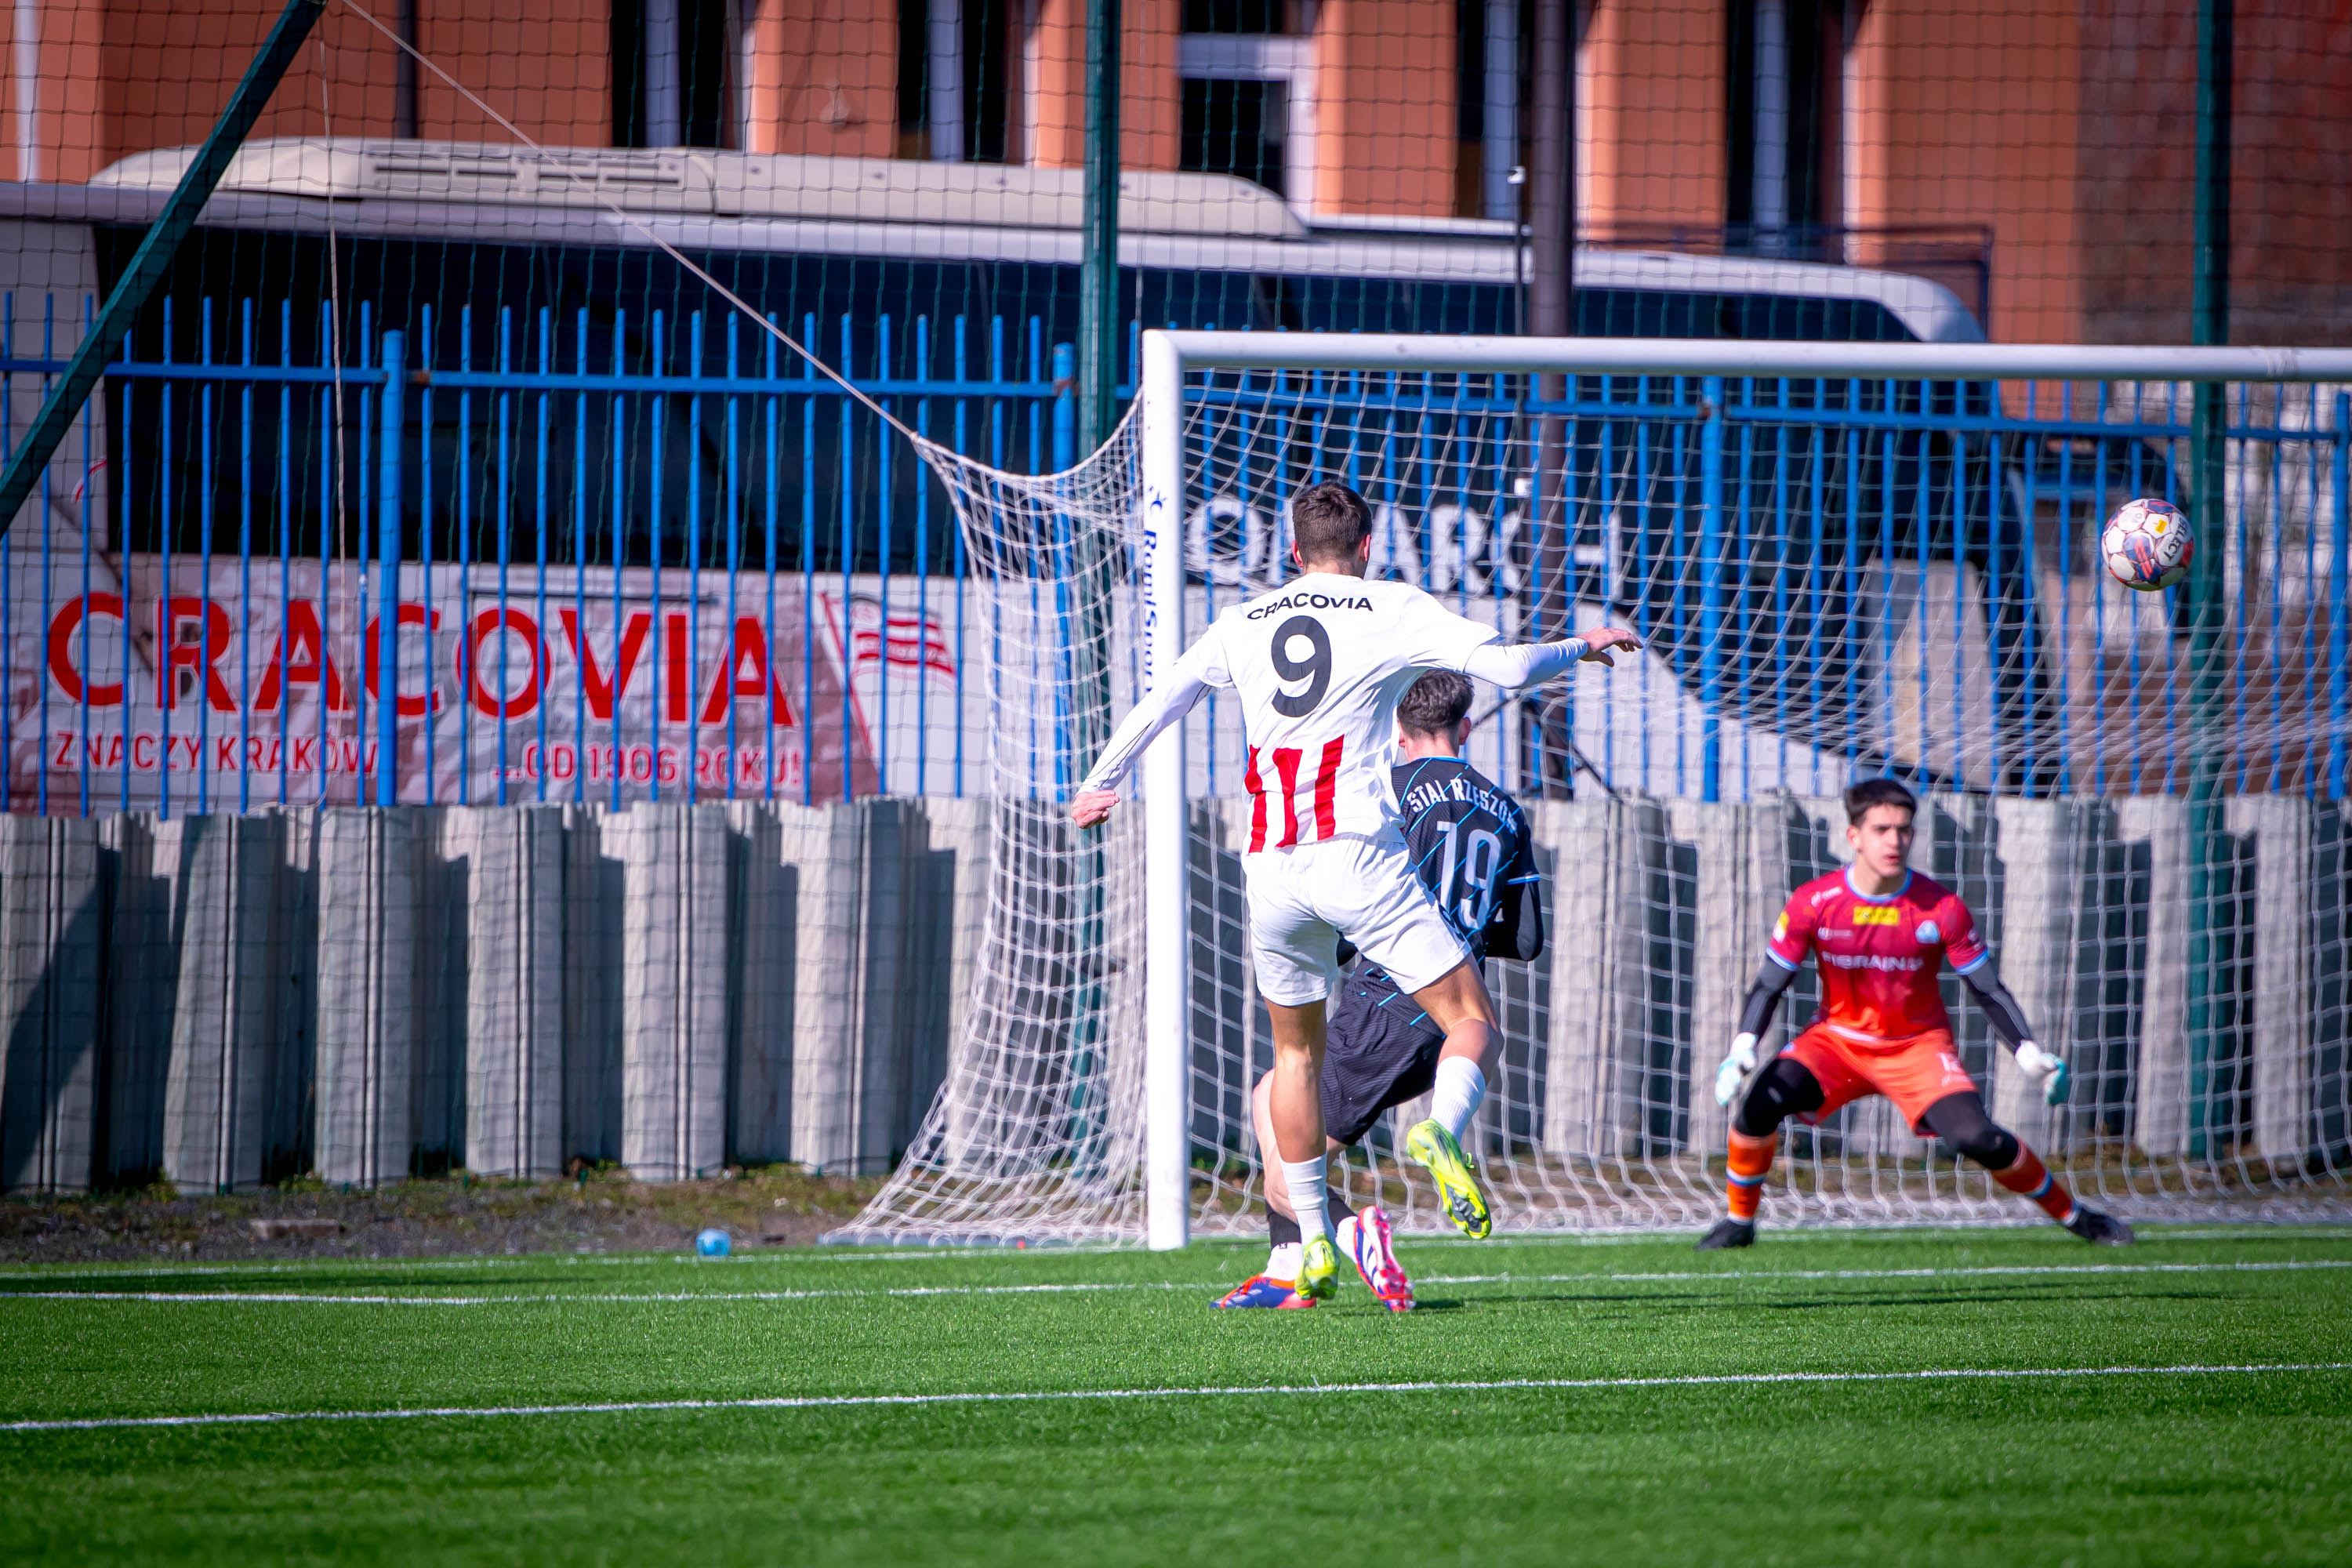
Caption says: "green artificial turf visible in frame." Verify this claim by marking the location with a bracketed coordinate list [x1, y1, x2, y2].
[3, 1225, 2349, 1565]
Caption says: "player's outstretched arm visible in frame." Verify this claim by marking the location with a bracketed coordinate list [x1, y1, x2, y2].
[1069, 633, 1225, 828]
[1962, 964, 2069, 1105]
[1715, 956, 1798, 1105]
[1459, 626, 1642, 690]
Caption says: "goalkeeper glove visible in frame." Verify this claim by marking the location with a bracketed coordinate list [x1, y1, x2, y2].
[2013, 1041, 2070, 1106]
[1714, 1033, 1759, 1108]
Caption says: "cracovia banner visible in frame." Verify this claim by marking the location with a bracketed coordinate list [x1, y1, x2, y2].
[0, 556, 978, 812]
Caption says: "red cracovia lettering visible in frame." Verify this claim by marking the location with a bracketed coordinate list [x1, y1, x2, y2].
[665, 612, 691, 724]
[255, 601, 352, 713]
[462, 609, 548, 720]
[46, 594, 125, 705]
[156, 598, 238, 713]
[560, 608, 652, 720]
[701, 616, 795, 724]
[363, 605, 445, 717]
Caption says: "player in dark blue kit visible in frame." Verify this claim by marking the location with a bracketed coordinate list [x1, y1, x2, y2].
[1216, 670, 1545, 1311]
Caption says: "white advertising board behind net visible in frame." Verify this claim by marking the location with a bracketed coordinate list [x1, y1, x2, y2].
[5, 560, 980, 810]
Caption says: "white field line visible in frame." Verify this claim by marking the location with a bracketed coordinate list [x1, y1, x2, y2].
[0, 1283, 1178, 1307]
[5, 1291, 500, 1306]
[5, 1363, 2345, 1436]
[2, 1223, 2341, 1286]
[1417, 1258, 2352, 1286]
[5, 1257, 2348, 1308]
[1403, 1222, 2352, 1249]
[0, 1247, 1055, 1283]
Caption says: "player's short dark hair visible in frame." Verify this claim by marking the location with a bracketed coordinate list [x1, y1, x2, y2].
[1397, 669, 1473, 736]
[1290, 482, 1374, 566]
[1843, 777, 1918, 826]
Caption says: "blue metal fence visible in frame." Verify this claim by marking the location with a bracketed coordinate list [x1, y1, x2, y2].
[1183, 365, 2351, 803]
[2, 294, 1102, 816]
[5, 291, 2348, 816]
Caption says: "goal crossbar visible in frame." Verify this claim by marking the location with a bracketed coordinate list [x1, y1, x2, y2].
[1149, 332, 2352, 382]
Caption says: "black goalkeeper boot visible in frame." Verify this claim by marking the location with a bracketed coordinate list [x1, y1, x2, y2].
[1696, 1218, 1756, 1250]
[2064, 1205, 2135, 1246]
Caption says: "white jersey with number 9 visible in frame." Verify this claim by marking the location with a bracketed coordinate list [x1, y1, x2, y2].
[1174, 573, 1501, 853]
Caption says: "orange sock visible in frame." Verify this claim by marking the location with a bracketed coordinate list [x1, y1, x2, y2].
[1726, 1129, 1777, 1222]
[1991, 1145, 2077, 1224]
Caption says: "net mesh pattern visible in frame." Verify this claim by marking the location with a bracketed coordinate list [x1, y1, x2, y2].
[838, 362, 2352, 1244]
[833, 419, 1153, 1241]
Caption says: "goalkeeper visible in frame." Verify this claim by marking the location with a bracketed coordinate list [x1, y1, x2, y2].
[1699, 778, 2132, 1250]
[1215, 670, 1544, 1312]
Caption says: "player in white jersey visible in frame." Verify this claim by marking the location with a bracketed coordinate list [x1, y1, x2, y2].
[1071, 482, 1638, 1301]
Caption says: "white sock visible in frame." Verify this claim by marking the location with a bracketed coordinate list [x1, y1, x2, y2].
[1334, 1213, 1360, 1262]
[1280, 1156, 1333, 1244]
[1431, 1057, 1487, 1143]
[1265, 1242, 1302, 1280]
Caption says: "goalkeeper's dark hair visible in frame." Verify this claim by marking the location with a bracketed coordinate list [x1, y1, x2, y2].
[1290, 482, 1374, 566]
[1397, 669, 1474, 737]
[1843, 776, 1918, 826]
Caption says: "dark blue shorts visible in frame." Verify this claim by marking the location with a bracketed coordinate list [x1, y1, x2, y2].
[1321, 974, 1446, 1146]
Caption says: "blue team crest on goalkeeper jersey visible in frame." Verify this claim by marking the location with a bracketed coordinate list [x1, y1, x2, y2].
[1915, 920, 1941, 946]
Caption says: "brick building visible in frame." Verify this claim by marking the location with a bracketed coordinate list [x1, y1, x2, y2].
[2, 1, 2344, 344]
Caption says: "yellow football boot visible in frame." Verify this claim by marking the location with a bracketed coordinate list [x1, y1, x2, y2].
[1294, 1235, 1341, 1301]
[1406, 1118, 1492, 1239]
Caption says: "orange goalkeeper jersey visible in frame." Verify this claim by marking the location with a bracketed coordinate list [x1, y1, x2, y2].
[1766, 867, 1988, 1045]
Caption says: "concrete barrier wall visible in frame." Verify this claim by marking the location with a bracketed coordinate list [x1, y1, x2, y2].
[1522, 792, 2350, 1169]
[3, 791, 2346, 1193]
[162, 813, 313, 1194]
[0, 816, 102, 1192]
[459, 807, 568, 1179]
[0, 798, 981, 1192]
[314, 810, 421, 1187]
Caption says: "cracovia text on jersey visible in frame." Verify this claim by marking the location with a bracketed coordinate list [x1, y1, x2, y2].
[1244, 592, 1376, 619]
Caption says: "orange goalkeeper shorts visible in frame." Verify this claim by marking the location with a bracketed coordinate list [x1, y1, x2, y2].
[1781, 1024, 1980, 1134]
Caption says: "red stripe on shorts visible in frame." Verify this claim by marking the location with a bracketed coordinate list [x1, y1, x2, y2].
[1312, 737, 1343, 840]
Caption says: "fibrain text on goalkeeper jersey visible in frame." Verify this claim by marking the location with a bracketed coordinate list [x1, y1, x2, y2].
[1206, 574, 1502, 853]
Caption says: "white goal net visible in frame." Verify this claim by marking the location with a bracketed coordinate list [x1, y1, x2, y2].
[833, 335, 2352, 1247]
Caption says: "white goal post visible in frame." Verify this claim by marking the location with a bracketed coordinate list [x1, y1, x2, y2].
[834, 329, 2352, 1251]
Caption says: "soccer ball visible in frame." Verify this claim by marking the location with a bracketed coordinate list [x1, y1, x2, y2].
[2101, 497, 2194, 592]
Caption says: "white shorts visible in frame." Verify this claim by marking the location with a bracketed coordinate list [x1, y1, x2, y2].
[1245, 833, 1472, 1007]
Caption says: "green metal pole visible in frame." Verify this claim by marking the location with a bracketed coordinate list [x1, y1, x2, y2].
[1072, 0, 1120, 767]
[1073, 3, 1123, 1185]
[0, 0, 329, 539]
[1079, 0, 1121, 454]
[2183, 0, 2233, 1160]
